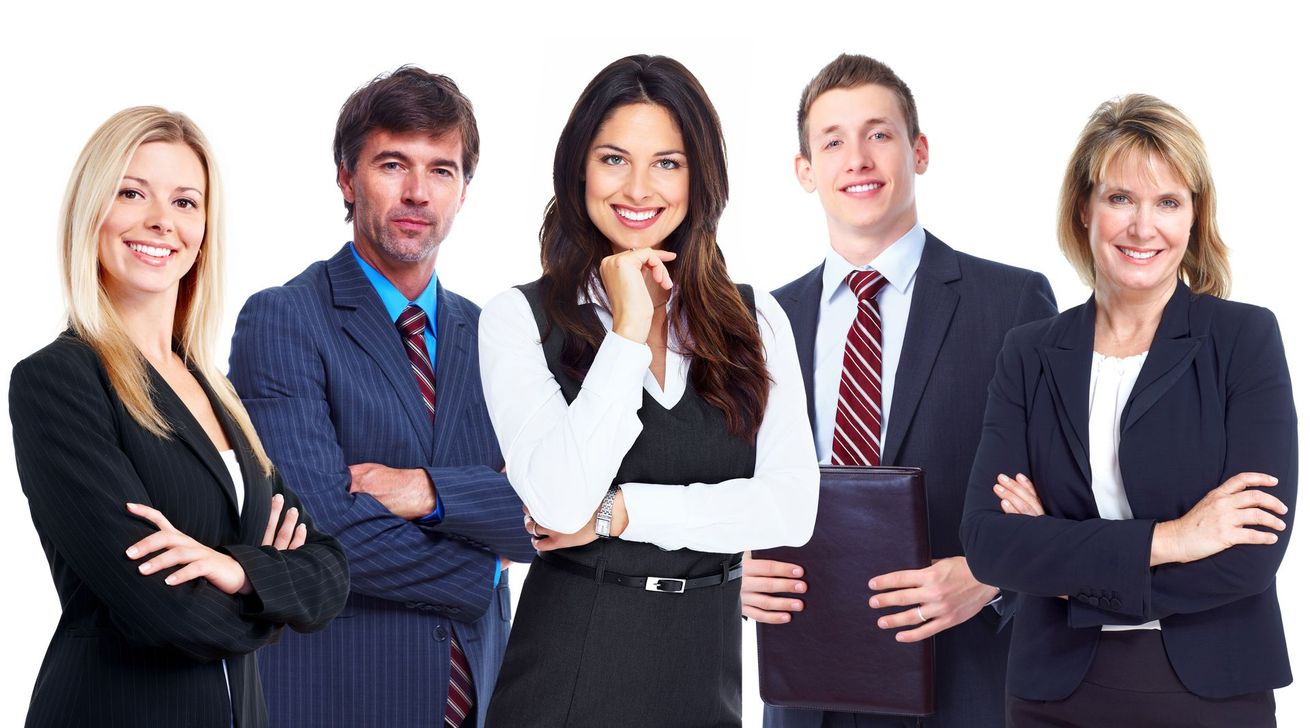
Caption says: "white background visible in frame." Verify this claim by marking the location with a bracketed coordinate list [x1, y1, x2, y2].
[1, 1, 1306, 724]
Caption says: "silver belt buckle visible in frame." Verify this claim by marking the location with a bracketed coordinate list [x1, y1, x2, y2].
[645, 576, 687, 593]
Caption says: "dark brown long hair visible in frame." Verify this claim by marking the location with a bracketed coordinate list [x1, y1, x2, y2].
[539, 54, 770, 439]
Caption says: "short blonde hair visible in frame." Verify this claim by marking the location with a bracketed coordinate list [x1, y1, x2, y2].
[59, 106, 272, 473]
[1056, 94, 1230, 298]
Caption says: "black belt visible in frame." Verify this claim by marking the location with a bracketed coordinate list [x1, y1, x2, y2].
[537, 551, 742, 594]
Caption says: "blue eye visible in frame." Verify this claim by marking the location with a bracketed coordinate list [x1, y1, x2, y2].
[1160, 198, 1180, 209]
[382, 161, 402, 171]
[1109, 194, 1130, 205]
[870, 131, 889, 141]
[823, 139, 841, 150]
[655, 159, 680, 170]
[601, 154, 625, 166]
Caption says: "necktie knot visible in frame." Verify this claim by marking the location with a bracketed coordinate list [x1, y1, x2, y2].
[846, 270, 888, 303]
[398, 305, 428, 337]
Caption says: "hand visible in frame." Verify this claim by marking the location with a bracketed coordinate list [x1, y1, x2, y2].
[741, 552, 806, 624]
[869, 556, 1000, 642]
[994, 473, 1044, 516]
[599, 248, 677, 342]
[500, 556, 513, 570]
[262, 493, 308, 550]
[348, 463, 436, 520]
[1151, 472, 1286, 566]
[523, 508, 598, 552]
[125, 502, 251, 595]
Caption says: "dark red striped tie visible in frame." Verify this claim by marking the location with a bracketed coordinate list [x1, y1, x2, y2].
[831, 270, 890, 466]
[395, 306, 474, 727]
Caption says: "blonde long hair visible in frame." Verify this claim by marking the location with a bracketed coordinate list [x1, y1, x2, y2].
[1057, 94, 1231, 298]
[60, 107, 273, 473]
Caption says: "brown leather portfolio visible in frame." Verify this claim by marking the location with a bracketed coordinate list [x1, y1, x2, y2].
[754, 465, 933, 716]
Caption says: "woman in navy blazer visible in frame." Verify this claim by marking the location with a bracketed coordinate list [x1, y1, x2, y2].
[10, 107, 349, 727]
[960, 95, 1295, 727]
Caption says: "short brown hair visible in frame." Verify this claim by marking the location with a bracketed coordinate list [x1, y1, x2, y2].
[797, 54, 920, 159]
[1056, 94, 1230, 298]
[334, 66, 480, 221]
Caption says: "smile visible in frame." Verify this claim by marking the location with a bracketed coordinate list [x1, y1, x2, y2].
[842, 182, 883, 193]
[126, 241, 174, 259]
[612, 205, 663, 229]
[1117, 246, 1160, 261]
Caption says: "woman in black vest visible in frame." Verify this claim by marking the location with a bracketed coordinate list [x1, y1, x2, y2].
[479, 55, 819, 726]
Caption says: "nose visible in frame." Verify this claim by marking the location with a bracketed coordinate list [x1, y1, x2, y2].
[145, 197, 174, 236]
[844, 140, 875, 173]
[622, 165, 653, 203]
[1127, 205, 1156, 240]
[402, 169, 430, 206]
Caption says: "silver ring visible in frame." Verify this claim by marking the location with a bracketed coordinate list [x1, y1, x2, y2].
[916, 605, 927, 623]
[524, 514, 540, 538]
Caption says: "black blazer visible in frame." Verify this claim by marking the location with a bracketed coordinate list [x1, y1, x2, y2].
[768, 232, 1057, 728]
[9, 333, 350, 727]
[961, 281, 1297, 700]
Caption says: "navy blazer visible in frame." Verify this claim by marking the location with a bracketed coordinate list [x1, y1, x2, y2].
[11, 334, 349, 727]
[961, 280, 1297, 700]
[768, 232, 1057, 728]
[229, 244, 536, 727]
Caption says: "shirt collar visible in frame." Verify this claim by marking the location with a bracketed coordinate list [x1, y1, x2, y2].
[821, 223, 926, 304]
[349, 242, 439, 327]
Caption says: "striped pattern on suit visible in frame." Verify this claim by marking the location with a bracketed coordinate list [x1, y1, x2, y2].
[229, 244, 537, 727]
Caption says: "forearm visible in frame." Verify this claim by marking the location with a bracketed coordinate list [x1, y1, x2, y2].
[419, 465, 537, 562]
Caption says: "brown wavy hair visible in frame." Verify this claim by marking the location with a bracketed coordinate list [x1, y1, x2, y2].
[538, 54, 770, 439]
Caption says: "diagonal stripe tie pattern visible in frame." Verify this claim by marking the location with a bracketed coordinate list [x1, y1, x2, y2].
[831, 270, 891, 467]
[395, 305, 475, 726]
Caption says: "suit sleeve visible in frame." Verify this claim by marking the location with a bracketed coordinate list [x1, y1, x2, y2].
[1067, 307, 1297, 626]
[416, 466, 537, 563]
[10, 351, 279, 662]
[221, 465, 351, 632]
[1014, 271, 1058, 326]
[229, 288, 500, 622]
[960, 329, 1157, 612]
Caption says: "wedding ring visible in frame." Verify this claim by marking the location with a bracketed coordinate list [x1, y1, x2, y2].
[916, 605, 927, 623]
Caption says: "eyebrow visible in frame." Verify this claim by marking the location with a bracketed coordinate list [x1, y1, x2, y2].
[817, 118, 892, 136]
[122, 176, 205, 198]
[372, 150, 460, 171]
[594, 143, 686, 157]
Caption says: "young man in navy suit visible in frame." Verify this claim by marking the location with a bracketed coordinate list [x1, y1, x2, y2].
[229, 67, 536, 727]
[744, 54, 1058, 728]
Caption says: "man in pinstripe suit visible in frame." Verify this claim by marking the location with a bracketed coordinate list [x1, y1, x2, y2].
[229, 67, 537, 727]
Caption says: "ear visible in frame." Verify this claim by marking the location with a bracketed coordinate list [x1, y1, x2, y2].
[457, 177, 469, 209]
[1079, 198, 1089, 229]
[795, 153, 817, 193]
[336, 163, 355, 205]
[913, 133, 929, 175]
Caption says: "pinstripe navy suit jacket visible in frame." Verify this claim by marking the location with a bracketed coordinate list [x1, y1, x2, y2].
[229, 244, 537, 727]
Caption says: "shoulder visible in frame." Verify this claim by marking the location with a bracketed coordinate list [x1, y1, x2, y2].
[12, 332, 102, 383]
[950, 247, 1050, 289]
[241, 260, 332, 312]
[1192, 294, 1282, 348]
[438, 285, 484, 322]
[771, 262, 824, 303]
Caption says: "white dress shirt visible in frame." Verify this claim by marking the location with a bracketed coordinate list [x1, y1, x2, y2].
[219, 450, 246, 723]
[813, 224, 926, 463]
[1088, 351, 1161, 631]
[478, 281, 819, 553]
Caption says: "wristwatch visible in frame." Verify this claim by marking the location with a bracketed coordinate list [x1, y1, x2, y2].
[594, 485, 619, 538]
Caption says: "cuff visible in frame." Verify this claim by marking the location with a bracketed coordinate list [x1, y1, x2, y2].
[417, 475, 445, 523]
[579, 331, 651, 406]
[616, 482, 682, 551]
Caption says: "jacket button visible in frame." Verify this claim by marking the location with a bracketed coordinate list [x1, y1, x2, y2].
[433, 626, 448, 642]
[1098, 597, 1110, 608]
[1110, 598, 1122, 610]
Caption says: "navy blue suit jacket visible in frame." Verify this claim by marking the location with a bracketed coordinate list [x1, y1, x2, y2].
[229, 244, 536, 727]
[767, 232, 1057, 727]
[961, 280, 1296, 700]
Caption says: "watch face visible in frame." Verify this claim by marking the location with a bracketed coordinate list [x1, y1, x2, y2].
[595, 518, 611, 538]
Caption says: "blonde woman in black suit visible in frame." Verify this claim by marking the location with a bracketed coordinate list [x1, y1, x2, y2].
[9, 107, 349, 727]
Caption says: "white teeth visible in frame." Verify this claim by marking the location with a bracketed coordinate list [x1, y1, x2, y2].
[844, 183, 882, 192]
[1119, 247, 1159, 260]
[128, 242, 172, 258]
[616, 207, 658, 222]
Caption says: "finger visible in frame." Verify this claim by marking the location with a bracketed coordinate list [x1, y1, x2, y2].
[743, 558, 804, 578]
[164, 559, 211, 586]
[1221, 472, 1279, 494]
[273, 508, 299, 550]
[126, 530, 186, 559]
[1232, 527, 1280, 546]
[126, 502, 175, 532]
[1235, 508, 1288, 532]
[262, 494, 285, 546]
[138, 545, 204, 575]
[876, 605, 931, 630]
[995, 484, 1039, 516]
[289, 523, 308, 550]
[743, 604, 796, 624]
[870, 567, 928, 591]
[742, 589, 806, 612]
[893, 617, 953, 643]
[643, 259, 674, 291]
[741, 576, 807, 595]
[1233, 491, 1289, 515]
[998, 474, 1041, 509]
[869, 586, 928, 609]
[999, 498, 1020, 515]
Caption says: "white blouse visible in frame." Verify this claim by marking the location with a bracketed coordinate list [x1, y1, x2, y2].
[218, 449, 246, 721]
[1088, 351, 1160, 631]
[478, 283, 819, 554]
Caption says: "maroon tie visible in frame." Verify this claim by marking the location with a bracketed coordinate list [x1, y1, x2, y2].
[831, 270, 891, 466]
[395, 306, 474, 727]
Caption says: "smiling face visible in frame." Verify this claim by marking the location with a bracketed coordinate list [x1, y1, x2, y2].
[584, 103, 690, 254]
[796, 84, 928, 250]
[96, 141, 207, 306]
[339, 128, 467, 270]
[1085, 150, 1193, 303]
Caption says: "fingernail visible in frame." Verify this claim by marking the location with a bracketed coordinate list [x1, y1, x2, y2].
[869, 579, 878, 590]
[791, 567, 802, 577]
[125, 547, 138, 558]
[126, 503, 139, 510]
[869, 597, 880, 608]
[794, 582, 806, 593]
[779, 614, 790, 623]
[273, 494, 283, 502]
[792, 601, 803, 611]
[877, 617, 888, 628]
[164, 576, 176, 585]
[139, 563, 152, 573]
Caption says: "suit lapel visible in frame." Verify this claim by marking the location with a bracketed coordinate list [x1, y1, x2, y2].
[1039, 298, 1096, 486]
[328, 246, 433, 447]
[883, 233, 960, 466]
[775, 263, 824, 437]
[198, 374, 268, 540]
[431, 281, 473, 464]
[150, 364, 241, 521]
[1121, 281, 1201, 434]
